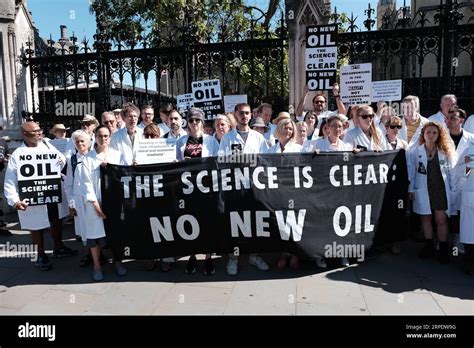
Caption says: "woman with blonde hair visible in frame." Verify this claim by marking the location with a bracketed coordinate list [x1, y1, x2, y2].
[266, 118, 301, 269]
[344, 104, 390, 151]
[295, 121, 308, 146]
[407, 121, 455, 263]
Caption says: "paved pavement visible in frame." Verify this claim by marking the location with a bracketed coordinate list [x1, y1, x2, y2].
[1, 214, 473, 315]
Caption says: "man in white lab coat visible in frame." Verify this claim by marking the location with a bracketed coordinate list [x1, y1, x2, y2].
[429, 94, 457, 131]
[4, 121, 77, 271]
[219, 102, 269, 276]
[110, 103, 143, 165]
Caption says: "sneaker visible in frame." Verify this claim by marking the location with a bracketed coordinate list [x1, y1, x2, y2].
[204, 258, 215, 275]
[52, 245, 78, 258]
[340, 257, 350, 267]
[249, 255, 269, 271]
[185, 255, 197, 274]
[35, 254, 52, 271]
[115, 263, 127, 276]
[315, 258, 327, 269]
[92, 269, 104, 281]
[226, 258, 238, 276]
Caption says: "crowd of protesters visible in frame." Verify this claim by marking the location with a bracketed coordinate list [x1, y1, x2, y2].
[2, 86, 474, 280]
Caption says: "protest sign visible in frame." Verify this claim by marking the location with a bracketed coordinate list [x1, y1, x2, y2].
[224, 95, 247, 113]
[134, 138, 176, 165]
[340, 63, 372, 104]
[372, 80, 402, 102]
[17, 150, 62, 205]
[191, 79, 223, 120]
[101, 151, 408, 259]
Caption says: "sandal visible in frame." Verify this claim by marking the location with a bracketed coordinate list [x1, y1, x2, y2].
[145, 260, 156, 271]
[79, 254, 93, 268]
[289, 255, 299, 270]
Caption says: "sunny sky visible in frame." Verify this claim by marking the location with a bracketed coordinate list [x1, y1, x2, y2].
[29, 0, 399, 42]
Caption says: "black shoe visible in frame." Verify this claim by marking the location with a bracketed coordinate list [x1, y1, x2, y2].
[418, 245, 435, 259]
[0, 228, 12, 236]
[185, 255, 197, 274]
[75, 235, 82, 242]
[438, 242, 450, 264]
[204, 258, 215, 275]
[35, 254, 52, 271]
[52, 245, 78, 258]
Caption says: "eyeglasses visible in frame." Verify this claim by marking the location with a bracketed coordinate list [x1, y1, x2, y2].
[238, 111, 251, 115]
[389, 125, 402, 129]
[103, 120, 116, 124]
[188, 118, 202, 124]
[359, 114, 374, 120]
[314, 101, 325, 105]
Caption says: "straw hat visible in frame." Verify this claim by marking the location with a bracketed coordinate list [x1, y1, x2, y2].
[272, 111, 291, 125]
[250, 117, 268, 129]
[79, 115, 100, 127]
[49, 123, 70, 135]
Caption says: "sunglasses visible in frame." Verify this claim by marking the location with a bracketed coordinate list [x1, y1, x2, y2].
[188, 118, 202, 124]
[389, 125, 402, 129]
[24, 129, 43, 135]
[314, 101, 325, 105]
[359, 114, 374, 120]
[238, 111, 251, 115]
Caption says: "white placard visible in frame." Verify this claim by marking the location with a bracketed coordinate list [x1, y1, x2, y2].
[49, 138, 69, 155]
[372, 80, 402, 102]
[177, 93, 194, 111]
[224, 95, 247, 113]
[134, 138, 176, 165]
[340, 63, 372, 105]
[16, 149, 62, 205]
[191, 79, 223, 120]
[468, 140, 474, 169]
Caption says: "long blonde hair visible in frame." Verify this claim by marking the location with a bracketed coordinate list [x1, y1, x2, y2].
[356, 105, 382, 150]
[419, 122, 455, 160]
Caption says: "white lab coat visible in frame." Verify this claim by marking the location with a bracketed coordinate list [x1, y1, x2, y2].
[449, 131, 474, 213]
[266, 141, 302, 153]
[158, 123, 170, 136]
[80, 148, 123, 240]
[428, 111, 448, 131]
[399, 115, 429, 147]
[218, 129, 268, 155]
[464, 115, 474, 133]
[407, 144, 453, 216]
[302, 137, 353, 152]
[343, 126, 391, 151]
[386, 137, 408, 150]
[176, 134, 219, 160]
[64, 152, 88, 238]
[110, 127, 143, 165]
[4, 141, 67, 230]
[164, 128, 187, 142]
[452, 148, 474, 244]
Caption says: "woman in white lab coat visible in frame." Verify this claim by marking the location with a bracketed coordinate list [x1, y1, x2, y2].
[266, 119, 302, 270]
[81, 125, 125, 281]
[344, 105, 390, 151]
[407, 122, 455, 263]
[452, 148, 474, 275]
[64, 130, 95, 266]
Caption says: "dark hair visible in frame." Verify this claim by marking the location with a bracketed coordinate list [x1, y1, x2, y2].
[143, 123, 161, 138]
[318, 118, 328, 137]
[141, 104, 154, 111]
[304, 111, 319, 128]
[448, 107, 466, 119]
[312, 93, 327, 104]
[234, 103, 251, 111]
[122, 102, 140, 117]
[94, 125, 111, 135]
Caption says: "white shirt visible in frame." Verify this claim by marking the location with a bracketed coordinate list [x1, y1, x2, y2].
[464, 115, 474, 133]
[429, 111, 448, 130]
[219, 128, 268, 155]
[110, 127, 144, 165]
[343, 127, 391, 151]
[303, 137, 353, 152]
[267, 141, 302, 153]
[164, 128, 187, 142]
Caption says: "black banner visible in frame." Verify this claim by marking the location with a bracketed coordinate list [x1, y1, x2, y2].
[101, 151, 408, 260]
